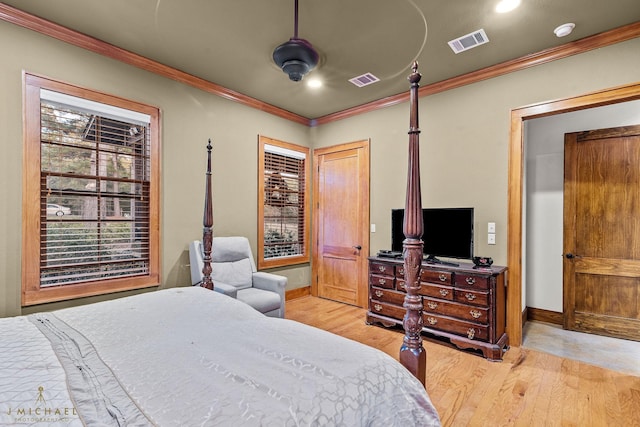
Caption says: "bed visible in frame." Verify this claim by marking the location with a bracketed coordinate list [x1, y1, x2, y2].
[1, 64, 440, 426]
[1, 287, 439, 426]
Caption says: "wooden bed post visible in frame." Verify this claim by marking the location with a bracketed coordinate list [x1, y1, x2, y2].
[201, 139, 214, 290]
[399, 62, 427, 386]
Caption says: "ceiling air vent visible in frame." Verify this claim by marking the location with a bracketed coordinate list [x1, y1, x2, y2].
[349, 73, 380, 88]
[448, 29, 489, 54]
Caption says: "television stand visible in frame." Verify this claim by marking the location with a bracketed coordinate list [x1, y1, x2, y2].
[367, 257, 509, 361]
[424, 255, 459, 267]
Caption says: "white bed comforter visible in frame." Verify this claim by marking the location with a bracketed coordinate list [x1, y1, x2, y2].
[1, 287, 440, 426]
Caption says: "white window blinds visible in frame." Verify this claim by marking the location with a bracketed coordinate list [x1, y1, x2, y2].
[263, 144, 307, 260]
[39, 91, 152, 287]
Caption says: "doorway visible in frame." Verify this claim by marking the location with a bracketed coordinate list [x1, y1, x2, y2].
[507, 82, 640, 346]
[312, 140, 370, 308]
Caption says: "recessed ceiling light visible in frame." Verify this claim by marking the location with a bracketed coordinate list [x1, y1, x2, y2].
[554, 23, 575, 37]
[495, 0, 521, 13]
[306, 78, 322, 89]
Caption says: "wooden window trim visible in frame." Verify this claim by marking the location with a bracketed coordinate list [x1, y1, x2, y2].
[258, 135, 310, 269]
[21, 73, 161, 306]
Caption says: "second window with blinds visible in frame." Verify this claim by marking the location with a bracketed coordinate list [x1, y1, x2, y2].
[258, 136, 310, 269]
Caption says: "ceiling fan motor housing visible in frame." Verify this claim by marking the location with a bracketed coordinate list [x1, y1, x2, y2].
[273, 38, 319, 81]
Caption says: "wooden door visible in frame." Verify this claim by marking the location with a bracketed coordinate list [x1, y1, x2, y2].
[312, 140, 369, 307]
[563, 124, 640, 341]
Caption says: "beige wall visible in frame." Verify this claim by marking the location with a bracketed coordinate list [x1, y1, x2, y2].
[0, 21, 312, 317]
[1, 18, 639, 317]
[314, 37, 640, 266]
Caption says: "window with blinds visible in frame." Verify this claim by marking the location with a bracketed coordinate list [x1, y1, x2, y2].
[258, 136, 310, 269]
[22, 74, 160, 305]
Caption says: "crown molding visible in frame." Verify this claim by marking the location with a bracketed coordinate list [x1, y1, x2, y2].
[0, 2, 311, 126]
[1, 3, 638, 128]
[312, 21, 640, 126]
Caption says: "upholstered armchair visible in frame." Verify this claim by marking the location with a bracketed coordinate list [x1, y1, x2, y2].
[189, 237, 286, 318]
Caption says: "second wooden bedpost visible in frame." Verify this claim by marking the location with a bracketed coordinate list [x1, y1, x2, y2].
[201, 139, 214, 290]
[400, 62, 427, 386]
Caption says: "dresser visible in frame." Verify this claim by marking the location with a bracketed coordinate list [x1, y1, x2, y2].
[366, 256, 508, 360]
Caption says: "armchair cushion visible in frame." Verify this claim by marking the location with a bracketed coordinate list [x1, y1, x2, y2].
[236, 288, 281, 315]
[211, 236, 257, 269]
[210, 258, 253, 290]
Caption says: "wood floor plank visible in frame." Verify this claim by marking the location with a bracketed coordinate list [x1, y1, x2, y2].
[448, 363, 490, 424]
[560, 358, 582, 426]
[286, 296, 640, 426]
[600, 368, 624, 426]
[505, 350, 549, 426]
[526, 351, 562, 425]
[436, 353, 486, 425]
[460, 358, 508, 424]
[617, 376, 640, 427]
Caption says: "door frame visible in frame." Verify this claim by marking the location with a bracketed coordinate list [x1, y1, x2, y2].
[507, 81, 640, 346]
[311, 139, 370, 307]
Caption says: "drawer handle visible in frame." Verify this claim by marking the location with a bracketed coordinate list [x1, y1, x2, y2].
[398, 268, 404, 275]
[378, 265, 385, 272]
[374, 290, 383, 298]
[399, 283, 406, 290]
[466, 277, 476, 285]
[467, 328, 476, 340]
[427, 301, 438, 310]
[378, 278, 386, 285]
[427, 317, 438, 325]
[438, 274, 447, 282]
[470, 309, 481, 319]
[439, 289, 449, 297]
[374, 304, 382, 312]
[465, 293, 477, 301]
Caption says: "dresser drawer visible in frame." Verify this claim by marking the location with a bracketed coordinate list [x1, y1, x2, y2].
[423, 298, 489, 324]
[369, 274, 394, 289]
[422, 313, 489, 341]
[418, 283, 454, 300]
[370, 286, 406, 306]
[397, 279, 427, 292]
[370, 262, 395, 277]
[370, 300, 406, 319]
[454, 273, 490, 290]
[421, 269, 453, 285]
[454, 288, 489, 307]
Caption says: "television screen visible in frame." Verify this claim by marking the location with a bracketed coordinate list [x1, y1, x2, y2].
[391, 208, 474, 260]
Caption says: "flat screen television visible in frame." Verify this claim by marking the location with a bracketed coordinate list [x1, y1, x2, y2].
[391, 207, 474, 262]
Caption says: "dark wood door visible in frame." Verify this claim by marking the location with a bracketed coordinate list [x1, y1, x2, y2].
[563, 124, 640, 341]
[313, 140, 369, 307]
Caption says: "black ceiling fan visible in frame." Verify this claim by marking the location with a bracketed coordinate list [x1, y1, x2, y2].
[272, 0, 319, 82]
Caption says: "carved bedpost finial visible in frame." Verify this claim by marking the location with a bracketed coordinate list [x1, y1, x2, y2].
[400, 62, 427, 386]
[409, 61, 421, 84]
[201, 139, 214, 290]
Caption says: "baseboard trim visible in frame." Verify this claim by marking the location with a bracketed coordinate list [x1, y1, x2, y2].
[527, 307, 563, 325]
[522, 306, 528, 327]
[286, 286, 311, 301]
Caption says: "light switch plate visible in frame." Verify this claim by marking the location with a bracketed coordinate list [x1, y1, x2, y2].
[488, 233, 496, 245]
[488, 222, 496, 233]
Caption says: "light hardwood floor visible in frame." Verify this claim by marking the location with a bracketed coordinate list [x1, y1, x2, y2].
[286, 296, 640, 427]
